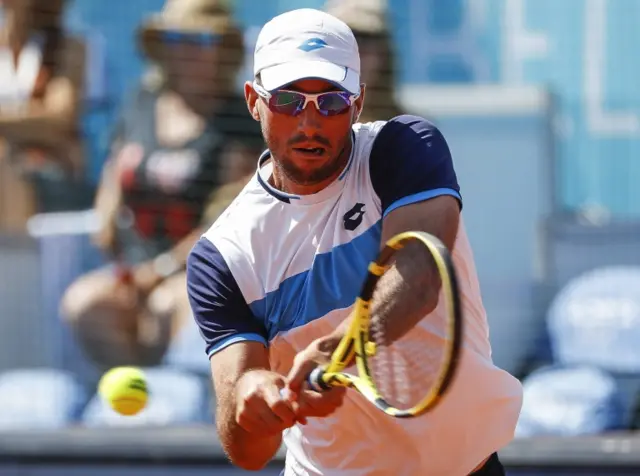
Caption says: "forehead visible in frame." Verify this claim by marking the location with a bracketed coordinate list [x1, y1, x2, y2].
[283, 79, 343, 93]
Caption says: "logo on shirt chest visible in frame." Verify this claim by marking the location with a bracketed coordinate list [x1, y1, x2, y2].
[343, 203, 366, 231]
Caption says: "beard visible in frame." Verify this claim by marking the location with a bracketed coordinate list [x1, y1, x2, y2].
[262, 131, 351, 191]
[259, 103, 354, 191]
[274, 152, 345, 187]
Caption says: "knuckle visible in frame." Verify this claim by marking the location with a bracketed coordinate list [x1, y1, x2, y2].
[292, 353, 307, 370]
[271, 410, 293, 428]
[296, 402, 310, 416]
[278, 421, 294, 432]
[236, 412, 252, 429]
[243, 389, 261, 404]
[281, 416, 296, 428]
[332, 392, 346, 403]
[320, 397, 342, 413]
[269, 399, 286, 413]
[325, 401, 342, 414]
[236, 400, 252, 418]
[236, 401, 247, 416]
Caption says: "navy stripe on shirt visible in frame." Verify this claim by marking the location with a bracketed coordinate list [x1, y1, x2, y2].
[369, 115, 462, 214]
[186, 238, 267, 357]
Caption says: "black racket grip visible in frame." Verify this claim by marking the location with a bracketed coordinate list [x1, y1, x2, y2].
[307, 367, 331, 392]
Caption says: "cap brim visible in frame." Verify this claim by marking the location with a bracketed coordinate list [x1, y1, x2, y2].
[259, 60, 360, 94]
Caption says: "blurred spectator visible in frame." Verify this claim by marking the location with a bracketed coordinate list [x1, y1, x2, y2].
[200, 170, 252, 225]
[0, 0, 88, 232]
[324, 0, 403, 122]
[61, 0, 263, 372]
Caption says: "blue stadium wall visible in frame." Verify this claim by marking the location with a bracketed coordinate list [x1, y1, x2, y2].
[66, 0, 640, 217]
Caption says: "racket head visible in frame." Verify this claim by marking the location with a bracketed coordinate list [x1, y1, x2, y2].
[353, 230, 463, 418]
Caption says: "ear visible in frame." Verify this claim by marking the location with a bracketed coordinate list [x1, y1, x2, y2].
[244, 81, 261, 122]
[353, 83, 366, 123]
[353, 106, 361, 123]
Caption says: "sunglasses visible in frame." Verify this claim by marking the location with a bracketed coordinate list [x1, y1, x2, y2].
[160, 31, 221, 46]
[253, 82, 360, 117]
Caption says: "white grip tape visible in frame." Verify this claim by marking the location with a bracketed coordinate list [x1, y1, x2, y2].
[307, 367, 326, 392]
[279, 387, 292, 400]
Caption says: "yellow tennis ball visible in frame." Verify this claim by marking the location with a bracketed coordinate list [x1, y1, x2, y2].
[98, 367, 148, 416]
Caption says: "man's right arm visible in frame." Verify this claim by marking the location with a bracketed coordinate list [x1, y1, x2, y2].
[186, 238, 286, 470]
[209, 342, 287, 470]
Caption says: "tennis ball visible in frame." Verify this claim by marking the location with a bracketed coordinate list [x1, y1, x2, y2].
[98, 367, 148, 416]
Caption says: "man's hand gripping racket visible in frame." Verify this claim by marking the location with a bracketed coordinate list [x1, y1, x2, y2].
[288, 231, 463, 419]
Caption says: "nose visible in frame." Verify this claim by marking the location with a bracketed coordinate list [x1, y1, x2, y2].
[297, 100, 323, 134]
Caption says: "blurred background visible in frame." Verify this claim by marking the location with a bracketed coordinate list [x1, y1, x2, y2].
[0, 0, 639, 474]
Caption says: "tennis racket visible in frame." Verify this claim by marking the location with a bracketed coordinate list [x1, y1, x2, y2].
[307, 230, 463, 418]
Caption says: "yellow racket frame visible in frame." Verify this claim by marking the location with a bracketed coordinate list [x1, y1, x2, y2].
[307, 231, 464, 418]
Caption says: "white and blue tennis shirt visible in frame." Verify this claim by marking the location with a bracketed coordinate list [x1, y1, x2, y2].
[187, 115, 523, 475]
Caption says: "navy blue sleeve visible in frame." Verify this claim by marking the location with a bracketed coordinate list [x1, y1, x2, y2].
[369, 115, 462, 216]
[186, 238, 268, 358]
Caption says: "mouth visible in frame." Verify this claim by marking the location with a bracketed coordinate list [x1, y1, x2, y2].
[292, 147, 326, 157]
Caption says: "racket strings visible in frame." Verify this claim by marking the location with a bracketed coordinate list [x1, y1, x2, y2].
[368, 316, 447, 410]
[364, 241, 451, 411]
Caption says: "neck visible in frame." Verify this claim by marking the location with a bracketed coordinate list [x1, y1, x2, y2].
[270, 136, 353, 196]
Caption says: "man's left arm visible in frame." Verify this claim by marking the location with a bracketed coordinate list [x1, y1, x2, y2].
[371, 196, 459, 340]
[365, 115, 462, 336]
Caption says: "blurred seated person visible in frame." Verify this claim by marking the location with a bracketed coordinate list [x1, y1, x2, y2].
[325, 0, 403, 122]
[200, 170, 251, 225]
[0, 0, 87, 232]
[61, 0, 263, 371]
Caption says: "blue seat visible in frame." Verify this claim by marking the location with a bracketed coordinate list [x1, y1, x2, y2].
[519, 217, 640, 378]
[81, 368, 210, 427]
[547, 266, 640, 373]
[162, 314, 210, 376]
[541, 217, 640, 290]
[540, 265, 640, 428]
[23, 210, 215, 428]
[516, 365, 625, 437]
[26, 211, 105, 386]
[0, 369, 87, 430]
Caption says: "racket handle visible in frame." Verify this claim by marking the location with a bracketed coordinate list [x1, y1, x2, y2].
[278, 368, 330, 399]
[307, 367, 330, 392]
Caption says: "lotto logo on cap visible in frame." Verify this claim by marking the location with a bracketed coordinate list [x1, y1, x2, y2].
[253, 8, 361, 94]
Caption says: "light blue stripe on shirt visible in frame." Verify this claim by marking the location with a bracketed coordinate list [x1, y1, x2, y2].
[249, 222, 382, 340]
[207, 333, 268, 357]
[384, 188, 462, 217]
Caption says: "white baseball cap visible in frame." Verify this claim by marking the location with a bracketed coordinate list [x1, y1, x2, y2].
[253, 8, 361, 94]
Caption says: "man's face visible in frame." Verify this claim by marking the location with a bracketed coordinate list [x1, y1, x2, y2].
[245, 78, 365, 188]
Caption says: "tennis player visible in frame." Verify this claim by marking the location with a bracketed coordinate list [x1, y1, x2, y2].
[187, 8, 523, 475]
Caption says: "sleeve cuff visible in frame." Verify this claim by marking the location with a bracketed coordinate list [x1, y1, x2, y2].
[383, 188, 462, 217]
[207, 333, 268, 358]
